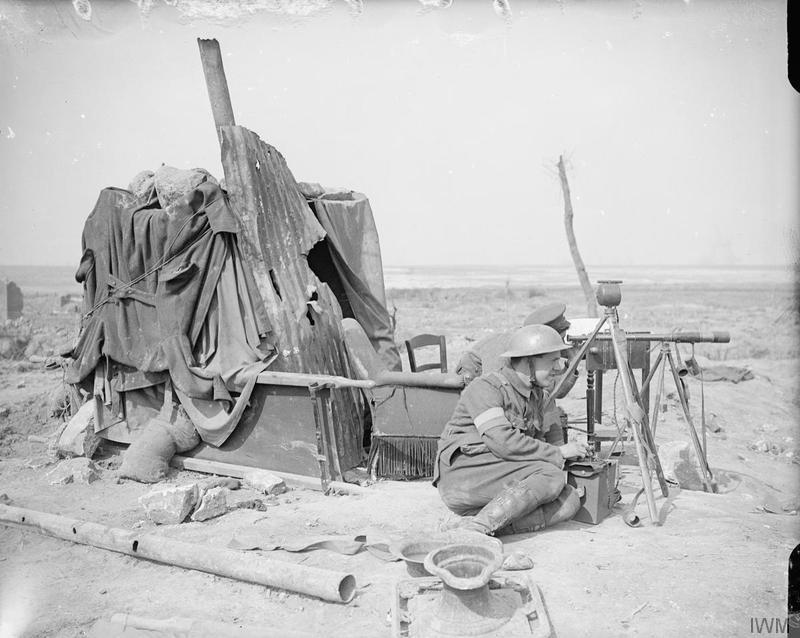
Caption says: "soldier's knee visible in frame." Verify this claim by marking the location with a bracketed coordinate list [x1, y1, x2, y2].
[541, 467, 567, 501]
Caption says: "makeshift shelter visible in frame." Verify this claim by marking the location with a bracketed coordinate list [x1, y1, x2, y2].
[63, 39, 426, 487]
[65, 148, 400, 484]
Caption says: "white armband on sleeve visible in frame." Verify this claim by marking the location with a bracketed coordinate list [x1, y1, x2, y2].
[474, 407, 509, 434]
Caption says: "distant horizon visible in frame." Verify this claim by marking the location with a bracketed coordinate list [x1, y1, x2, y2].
[0, 262, 795, 270]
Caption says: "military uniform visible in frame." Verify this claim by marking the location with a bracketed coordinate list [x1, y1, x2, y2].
[455, 302, 579, 434]
[434, 365, 567, 516]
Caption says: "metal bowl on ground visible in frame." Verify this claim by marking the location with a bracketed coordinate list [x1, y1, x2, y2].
[396, 539, 444, 577]
[394, 532, 503, 578]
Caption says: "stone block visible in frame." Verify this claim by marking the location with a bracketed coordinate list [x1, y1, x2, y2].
[55, 400, 99, 458]
[139, 484, 199, 525]
[190, 486, 228, 522]
[242, 470, 286, 495]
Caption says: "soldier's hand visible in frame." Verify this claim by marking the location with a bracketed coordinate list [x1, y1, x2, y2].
[559, 442, 589, 459]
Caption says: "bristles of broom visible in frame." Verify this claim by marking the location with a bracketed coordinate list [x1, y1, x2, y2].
[367, 436, 438, 479]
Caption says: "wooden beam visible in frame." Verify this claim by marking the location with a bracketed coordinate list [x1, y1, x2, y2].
[197, 38, 236, 135]
[170, 455, 370, 496]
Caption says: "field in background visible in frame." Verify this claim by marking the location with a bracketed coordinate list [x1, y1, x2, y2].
[1, 264, 796, 364]
[387, 283, 798, 365]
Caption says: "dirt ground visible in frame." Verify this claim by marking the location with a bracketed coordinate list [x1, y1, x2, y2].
[1, 284, 798, 637]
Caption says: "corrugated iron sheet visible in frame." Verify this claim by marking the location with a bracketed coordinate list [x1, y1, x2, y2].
[219, 125, 363, 472]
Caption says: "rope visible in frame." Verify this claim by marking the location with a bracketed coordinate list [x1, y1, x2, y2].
[83, 215, 213, 320]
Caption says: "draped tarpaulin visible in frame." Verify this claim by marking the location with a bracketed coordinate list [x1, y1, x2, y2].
[66, 180, 275, 445]
[305, 189, 401, 372]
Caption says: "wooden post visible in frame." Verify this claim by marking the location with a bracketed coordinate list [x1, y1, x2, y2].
[197, 38, 236, 135]
[557, 155, 598, 317]
[194, 41, 367, 474]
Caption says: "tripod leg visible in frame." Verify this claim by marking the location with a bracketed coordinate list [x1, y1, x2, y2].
[586, 370, 595, 453]
[607, 318, 659, 524]
[626, 360, 669, 498]
[639, 349, 664, 397]
[666, 351, 718, 493]
[650, 352, 666, 439]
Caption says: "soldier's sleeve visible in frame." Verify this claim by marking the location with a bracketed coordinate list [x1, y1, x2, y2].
[462, 379, 564, 468]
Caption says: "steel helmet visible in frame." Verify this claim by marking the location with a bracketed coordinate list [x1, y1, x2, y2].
[500, 324, 571, 358]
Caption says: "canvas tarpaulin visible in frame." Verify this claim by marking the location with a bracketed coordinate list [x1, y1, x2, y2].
[66, 180, 275, 446]
[305, 189, 401, 372]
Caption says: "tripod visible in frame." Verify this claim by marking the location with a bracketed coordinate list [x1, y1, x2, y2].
[544, 280, 727, 524]
[640, 341, 718, 493]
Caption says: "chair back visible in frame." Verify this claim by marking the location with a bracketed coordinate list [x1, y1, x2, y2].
[405, 333, 447, 373]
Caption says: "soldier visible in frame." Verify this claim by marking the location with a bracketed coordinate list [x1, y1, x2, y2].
[434, 324, 587, 535]
[456, 302, 581, 440]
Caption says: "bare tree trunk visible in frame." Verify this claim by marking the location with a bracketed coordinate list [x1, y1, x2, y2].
[557, 155, 598, 317]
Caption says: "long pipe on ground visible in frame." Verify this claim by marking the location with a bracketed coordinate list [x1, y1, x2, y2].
[0, 504, 356, 604]
[107, 613, 316, 638]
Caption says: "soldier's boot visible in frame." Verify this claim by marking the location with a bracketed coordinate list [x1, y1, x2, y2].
[456, 482, 547, 536]
[496, 484, 581, 536]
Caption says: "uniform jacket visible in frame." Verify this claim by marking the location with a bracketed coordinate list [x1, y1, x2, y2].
[433, 366, 565, 485]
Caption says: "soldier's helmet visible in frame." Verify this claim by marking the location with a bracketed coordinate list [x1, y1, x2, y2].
[500, 324, 572, 358]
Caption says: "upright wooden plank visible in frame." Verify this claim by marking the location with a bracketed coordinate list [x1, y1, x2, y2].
[219, 125, 363, 472]
[197, 38, 236, 134]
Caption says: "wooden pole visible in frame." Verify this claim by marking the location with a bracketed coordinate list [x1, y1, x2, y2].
[557, 155, 598, 317]
[169, 455, 370, 495]
[197, 38, 236, 135]
[0, 504, 356, 603]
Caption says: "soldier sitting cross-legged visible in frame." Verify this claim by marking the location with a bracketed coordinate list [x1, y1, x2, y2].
[434, 324, 587, 536]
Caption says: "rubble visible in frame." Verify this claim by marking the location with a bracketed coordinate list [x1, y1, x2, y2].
[242, 469, 287, 495]
[55, 400, 99, 459]
[190, 486, 228, 522]
[139, 484, 199, 525]
[46, 458, 100, 485]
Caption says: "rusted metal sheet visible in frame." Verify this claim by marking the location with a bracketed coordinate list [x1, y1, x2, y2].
[187, 384, 325, 478]
[219, 126, 363, 472]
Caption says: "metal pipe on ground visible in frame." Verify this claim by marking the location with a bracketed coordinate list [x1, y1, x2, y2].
[0, 504, 356, 604]
[104, 613, 316, 638]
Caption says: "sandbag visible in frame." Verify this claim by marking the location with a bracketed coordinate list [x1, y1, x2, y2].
[119, 418, 176, 483]
[119, 413, 200, 483]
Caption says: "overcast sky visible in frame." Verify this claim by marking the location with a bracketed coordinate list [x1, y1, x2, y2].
[0, 0, 796, 268]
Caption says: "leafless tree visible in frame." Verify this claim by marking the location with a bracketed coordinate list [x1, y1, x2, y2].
[557, 154, 597, 317]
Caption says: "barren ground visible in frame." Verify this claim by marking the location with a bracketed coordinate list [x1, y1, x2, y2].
[1, 284, 798, 637]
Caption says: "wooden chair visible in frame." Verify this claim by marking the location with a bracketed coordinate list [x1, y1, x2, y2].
[405, 333, 447, 373]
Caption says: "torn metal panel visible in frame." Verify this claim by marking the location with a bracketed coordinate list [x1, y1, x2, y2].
[219, 125, 363, 472]
[185, 384, 329, 479]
